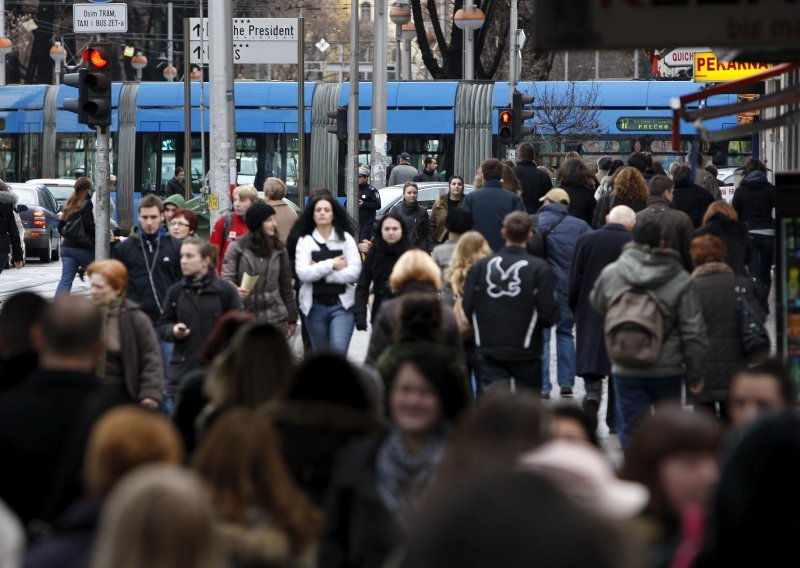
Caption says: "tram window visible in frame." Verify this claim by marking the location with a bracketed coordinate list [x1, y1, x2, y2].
[57, 135, 89, 179]
[0, 118, 6, 130]
[141, 135, 160, 193]
[580, 140, 620, 154]
[21, 133, 41, 181]
[160, 136, 179, 192]
[0, 136, 17, 182]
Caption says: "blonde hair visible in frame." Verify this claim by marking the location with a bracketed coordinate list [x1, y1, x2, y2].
[446, 231, 491, 294]
[473, 167, 484, 189]
[389, 249, 443, 293]
[91, 465, 223, 568]
[233, 184, 258, 204]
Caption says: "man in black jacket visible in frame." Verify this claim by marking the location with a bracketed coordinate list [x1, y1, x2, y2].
[515, 142, 553, 213]
[357, 165, 381, 241]
[413, 157, 439, 182]
[463, 211, 560, 393]
[462, 159, 526, 251]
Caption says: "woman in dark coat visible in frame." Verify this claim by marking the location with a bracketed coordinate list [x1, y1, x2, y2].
[568, 205, 634, 429]
[354, 213, 412, 332]
[695, 200, 751, 278]
[390, 182, 433, 252]
[593, 167, 648, 229]
[690, 234, 764, 420]
[557, 158, 596, 224]
[56, 177, 95, 295]
[0, 180, 23, 276]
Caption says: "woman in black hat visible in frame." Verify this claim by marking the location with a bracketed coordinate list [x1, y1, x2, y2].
[221, 202, 298, 337]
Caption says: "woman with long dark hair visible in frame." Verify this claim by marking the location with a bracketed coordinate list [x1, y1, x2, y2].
[557, 158, 596, 225]
[57, 177, 95, 295]
[430, 175, 465, 245]
[355, 212, 411, 332]
[222, 202, 298, 337]
[294, 195, 361, 353]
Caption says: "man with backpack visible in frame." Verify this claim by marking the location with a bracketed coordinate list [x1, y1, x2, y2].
[589, 220, 708, 450]
[536, 188, 592, 399]
[463, 212, 560, 393]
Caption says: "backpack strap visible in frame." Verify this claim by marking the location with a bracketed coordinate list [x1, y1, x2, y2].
[221, 212, 234, 244]
[541, 212, 569, 238]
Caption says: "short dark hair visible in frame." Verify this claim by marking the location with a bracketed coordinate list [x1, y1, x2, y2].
[632, 219, 662, 248]
[0, 292, 47, 356]
[41, 296, 102, 357]
[552, 404, 600, 448]
[517, 143, 535, 161]
[182, 237, 214, 260]
[138, 194, 163, 212]
[175, 166, 184, 175]
[424, 157, 437, 167]
[648, 174, 674, 196]
[481, 159, 504, 181]
[731, 359, 796, 406]
[672, 166, 692, 185]
[503, 211, 532, 243]
[628, 152, 648, 173]
[597, 156, 612, 171]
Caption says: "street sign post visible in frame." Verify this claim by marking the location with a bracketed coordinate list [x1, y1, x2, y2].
[73, 3, 127, 34]
[189, 18, 299, 64]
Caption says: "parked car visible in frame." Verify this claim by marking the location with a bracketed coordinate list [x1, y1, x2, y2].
[25, 178, 77, 210]
[9, 184, 61, 263]
[376, 181, 475, 221]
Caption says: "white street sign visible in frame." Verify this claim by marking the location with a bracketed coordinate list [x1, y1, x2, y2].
[662, 48, 710, 68]
[189, 18, 298, 65]
[73, 3, 127, 34]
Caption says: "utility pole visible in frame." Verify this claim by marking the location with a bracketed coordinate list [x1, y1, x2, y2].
[0, 0, 6, 86]
[347, 0, 359, 221]
[96, 126, 111, 260]
[168, 3, 174, 78]
[297, 17, 305, 204]
[209, 0, 235, 226]
[509, 0, 517, 104]
[183, 17, 192, 200]
[371, 0, 387, 189]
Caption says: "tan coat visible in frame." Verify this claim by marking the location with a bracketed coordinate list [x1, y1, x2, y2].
[430, 193, 464, 244]
[267, 199, 299, 244]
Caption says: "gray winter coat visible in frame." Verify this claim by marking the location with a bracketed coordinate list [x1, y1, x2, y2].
[589, 243, 708, 385]
[221, 234, 298, 325]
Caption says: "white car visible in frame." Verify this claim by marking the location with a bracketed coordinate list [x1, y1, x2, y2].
[715, 167, 739, 204]
[376, 182, 475, 221]
[25, 178, 77, 210]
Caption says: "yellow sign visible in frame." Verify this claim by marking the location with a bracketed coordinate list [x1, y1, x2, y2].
[208, 194, 218, 210]
[694, 52, 772, 83]
[123, 45, 135, 58]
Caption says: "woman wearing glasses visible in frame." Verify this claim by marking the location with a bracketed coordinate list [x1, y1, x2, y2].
[168, 208, 198, 240]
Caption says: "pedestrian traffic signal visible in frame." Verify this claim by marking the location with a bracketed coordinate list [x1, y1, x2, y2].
[63, 68, 89, 125]
[512, 91, 534, 144]
[498, 108, 513, 144]
[83, 45, 112, 128]
[326, 106, 347, 141]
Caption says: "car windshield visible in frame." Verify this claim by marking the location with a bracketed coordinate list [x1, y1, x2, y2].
[11, 187, 37, 206]
[46, 186, 74, 202]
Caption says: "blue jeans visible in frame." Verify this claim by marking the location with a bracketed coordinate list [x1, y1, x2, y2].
[541, 290, 576, 393]
[56, 246, 95, 296]
[613, 374, 682, 450]
[159, 338, 175, 416]
[305, 302, 355, 354]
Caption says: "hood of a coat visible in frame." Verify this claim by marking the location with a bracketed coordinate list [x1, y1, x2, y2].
[0, 190, 17, 206]
[616, 244, 685, 289]
[742, 170, 770, 188]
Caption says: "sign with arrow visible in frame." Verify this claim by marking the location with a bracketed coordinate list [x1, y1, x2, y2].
[189, 18, 298, 65]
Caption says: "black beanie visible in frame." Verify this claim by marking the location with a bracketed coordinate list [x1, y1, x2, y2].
[245, 202, 276, 233]
[445, 206, 473, 235]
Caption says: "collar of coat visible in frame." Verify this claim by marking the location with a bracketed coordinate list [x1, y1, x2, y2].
[691, 261, 734, 278]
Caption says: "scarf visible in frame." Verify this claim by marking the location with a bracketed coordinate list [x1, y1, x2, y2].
[184, 270, 213, 290]
[95, 297, 124, 379]
[375, 427, 445, 528]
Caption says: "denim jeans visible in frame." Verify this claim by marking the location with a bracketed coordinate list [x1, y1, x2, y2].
[159, 338, 175, 416]
[305, 302, 355, 354]
[749, 233, 774, 306]
[541, 289, 576, 394]
[613, 374, 682, 450]
[56, 246, 95, 296]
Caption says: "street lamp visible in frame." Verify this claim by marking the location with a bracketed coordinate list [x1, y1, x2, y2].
[131, 51, 148, 81]
[163, 65, 178, 81]
[49, 41, 66, 85]
[453, 5, 485, 80]
[401, 21, 415, 81]
[0, 37, 11, 86]
[390, 2, 411, 81]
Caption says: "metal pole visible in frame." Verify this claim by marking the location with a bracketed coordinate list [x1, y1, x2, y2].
[95, 127, 111, 260]
[183, 18, 192, 200]
[509, 0, 517, 104]
[338, 44, 344, 83]
[297, 17, 306, 205]
[209, 0, 234, 225]
[347, 0, 359, 220]
[168, 2, 174, 80]
[634, 49, 640, 79]
[0, 0, 6, 86]
[595, 50, 600, 79]
[371, 0, 387, 189]
[564, 51, 569, 81]
[395, 25, 401, 81]
[403, 38, 411, 81]
[464, 0, 473, 81]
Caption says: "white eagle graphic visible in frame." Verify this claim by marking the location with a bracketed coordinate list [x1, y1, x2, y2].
[485, 257, 528, 298]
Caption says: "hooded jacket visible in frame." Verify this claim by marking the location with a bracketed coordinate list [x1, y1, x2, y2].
[694, 213, 751, 277]
[111, 229, 183, 324]
[463, 246, 560, 360]
[636, 195, 695, 271]
[537, 203, 592, 293]
[732, 170, 775, 232]
[589, 243, 708, 384]
[0, 190, 23, 263]
[221, 233, 298, 326]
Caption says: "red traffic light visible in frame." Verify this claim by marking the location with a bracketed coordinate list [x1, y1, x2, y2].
[83, 48, 109, 69]
[499, 110, 512, 124]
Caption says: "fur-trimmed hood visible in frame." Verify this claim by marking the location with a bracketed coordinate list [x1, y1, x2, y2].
[216, 522, 316, 567]
[0, 190, 17, 207]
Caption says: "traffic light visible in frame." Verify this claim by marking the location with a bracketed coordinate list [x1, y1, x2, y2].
[326, 106, 347, 141]
[512, 91, 534, 144]
[498, 108, 513, 144]
[63, 68, 89, 125]
[84, 45, 112, 128]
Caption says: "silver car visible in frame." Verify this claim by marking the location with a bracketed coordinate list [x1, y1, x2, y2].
[376, 182, 475, 221]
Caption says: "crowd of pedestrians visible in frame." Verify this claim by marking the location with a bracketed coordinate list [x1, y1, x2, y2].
[0, 149, 791, 568]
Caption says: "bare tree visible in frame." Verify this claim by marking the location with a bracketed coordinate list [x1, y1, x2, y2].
[529, 82, 602, 149]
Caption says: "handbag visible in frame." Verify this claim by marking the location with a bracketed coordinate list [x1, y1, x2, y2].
[59, 207, 94, 249]
[735, 280, 770, 360]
